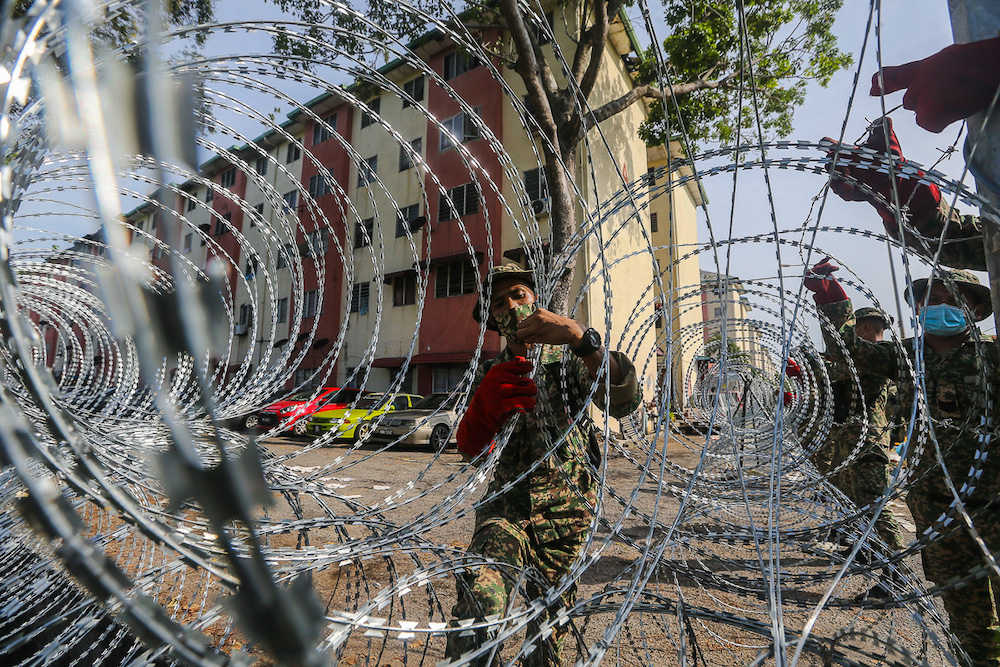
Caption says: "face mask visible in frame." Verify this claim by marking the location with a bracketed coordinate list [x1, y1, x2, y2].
[922, 303, 968, 336]
[493, 302, 537, 344]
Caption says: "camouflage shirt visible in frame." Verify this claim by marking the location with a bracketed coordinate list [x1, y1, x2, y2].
[825, 349, 893, 457]
[819, 299, 1000, 500]
[903, 203, 990, 271]
[472, 345, 641, 544]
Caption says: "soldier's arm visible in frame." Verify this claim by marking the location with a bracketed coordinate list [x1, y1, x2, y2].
[818, 300, 900, 380]
[899, 203, 990, 271]
[575, 352, 641, 419]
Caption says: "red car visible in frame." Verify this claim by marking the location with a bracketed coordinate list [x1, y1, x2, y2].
[253, 387, 367, 436]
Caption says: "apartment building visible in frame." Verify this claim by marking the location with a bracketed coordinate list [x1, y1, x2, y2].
[699, 269, 770, 371]
[123, 7, 702, 401]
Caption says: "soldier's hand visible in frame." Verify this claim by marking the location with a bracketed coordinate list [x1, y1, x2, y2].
[872, 37, 1000, 133]
[804, 257, 848, 304]
[516, 308, 587, 347]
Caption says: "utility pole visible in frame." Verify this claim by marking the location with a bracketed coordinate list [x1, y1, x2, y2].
[946, 0, 1000, 335]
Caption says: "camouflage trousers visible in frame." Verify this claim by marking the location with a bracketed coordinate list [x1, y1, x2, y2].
[446, 516, 585, 667]
[815, 425, 904, 552]
[907, 490, 1000, 667]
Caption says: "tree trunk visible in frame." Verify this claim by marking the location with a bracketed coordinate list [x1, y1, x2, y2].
[546, 144, 578, 316]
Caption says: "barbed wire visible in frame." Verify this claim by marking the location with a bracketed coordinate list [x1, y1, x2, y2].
[0, 0, 997, 666]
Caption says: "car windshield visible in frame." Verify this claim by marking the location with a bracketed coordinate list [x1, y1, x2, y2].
[411, 394, 456, 410]
[354, 396, 384, 409]
[288, 390, 317, 401]
[323, 388, 362, 404]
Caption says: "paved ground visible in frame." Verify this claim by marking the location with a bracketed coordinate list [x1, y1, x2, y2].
[249, 430, 948, 667]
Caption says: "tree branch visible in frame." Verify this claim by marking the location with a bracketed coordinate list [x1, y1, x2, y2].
[583, 73, 739, 130]
[498, 0, 558, 129]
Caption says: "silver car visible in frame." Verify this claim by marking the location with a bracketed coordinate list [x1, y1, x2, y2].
[369, 392, 465, 449]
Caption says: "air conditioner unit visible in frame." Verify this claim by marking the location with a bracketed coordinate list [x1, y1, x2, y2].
[234, 324, 249, 336]
[530, 198, 550, 217]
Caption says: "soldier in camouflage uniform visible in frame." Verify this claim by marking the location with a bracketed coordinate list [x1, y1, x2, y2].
[822, 307, 905, 553]
[807, 260, 1000, 667]
[445, 264, 641, 666]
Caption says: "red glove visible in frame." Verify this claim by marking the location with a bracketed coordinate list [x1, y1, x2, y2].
[871, 37, 1000, 133]
[823, 117, 940, 231]
[804, 257, 847, 305]
[456, 358, 537, 460]
[785, 358, 802, 378]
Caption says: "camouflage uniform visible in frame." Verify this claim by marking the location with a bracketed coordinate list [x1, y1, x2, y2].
[447, 345, 641, 666]
[819, 296, 1000, 667]
[821, 308, 905, 552]
[903, 204, 994, 272]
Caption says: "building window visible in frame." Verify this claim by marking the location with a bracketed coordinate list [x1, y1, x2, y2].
[532, 11, 555, 45]
[134, 218, 144, 231]
[438, 182, 478, 222]
[433, 364, 465, 392]
[435, 260, 475, 298]
[251, 202, 264, 226]
[306, 229, 329, 257]
[204, 188, 213, 203]
[186, 196, 197, 212]
[294, 367, 316, 389]
[402, 76, 424, 107]
[650, 212, 658, 233]
[396, 204, 420, 237]
[239, 303, 252, 327]
[312, 113, 337, 144]
[350, 282, 370, 314]
[255, 156, 269, 175]
[358, 156, 377, 187]
[220, 168, 237, 188]
[361, 97, 380, 128]
[393, 274, 416, 306]
[276, 243, 294, 269]
[443, 50, 480, 80]
[285, 142, 301, 163]
[439, 109, 481, 152]
[183, 234, 192, 253]
[308, 174, 332, 199]
[282, 190, 298, 214]
[215, 212, 231, 237]
[399, 137, 422, 171]
[152, 213, 159, 229]
[276, 297, 288, 324]
[355, 217, 374, 249]
[301, 289, 317, 318]
[523, 167, 548, 202]
[245, 256, 258, 278]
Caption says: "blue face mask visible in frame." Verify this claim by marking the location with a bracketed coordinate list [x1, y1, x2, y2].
[922, 303, 969, 336]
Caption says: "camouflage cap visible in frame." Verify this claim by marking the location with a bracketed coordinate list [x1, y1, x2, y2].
[472, 263, 536, 331]
[854, 306, 893, 328]
[904, 268, 993, 321]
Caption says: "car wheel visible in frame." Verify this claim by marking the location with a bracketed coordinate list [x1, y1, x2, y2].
[244, 414, 258, 430]
[354, 421, 371, 443]
[430, 424, 450, 450]
[293, 419, 310, 437]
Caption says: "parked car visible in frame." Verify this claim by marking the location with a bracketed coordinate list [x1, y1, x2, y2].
[256, 387, 367, 436]
[306, 393, 422, 442]
[368, 392, 466, 449]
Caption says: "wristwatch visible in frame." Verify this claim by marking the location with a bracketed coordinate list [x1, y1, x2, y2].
[571, 327, 602, 357]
